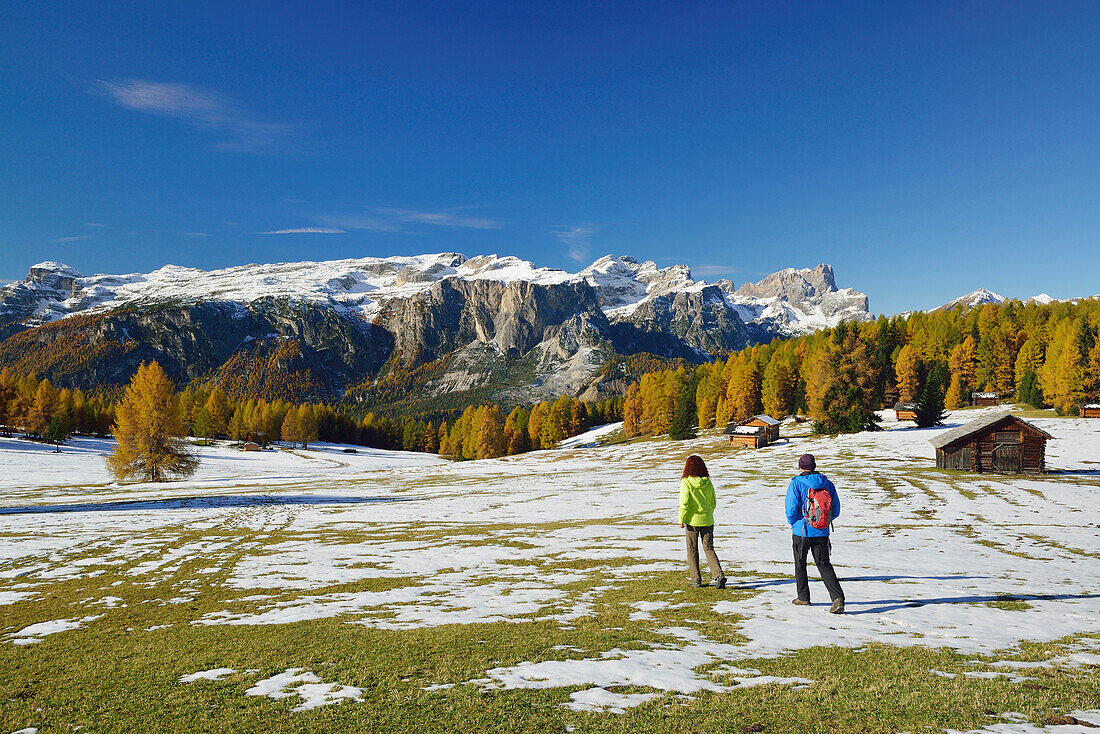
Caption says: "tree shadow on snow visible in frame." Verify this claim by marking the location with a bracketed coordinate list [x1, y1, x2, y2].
[846, 592, 1100, 615]
[0, 494, 413, 515]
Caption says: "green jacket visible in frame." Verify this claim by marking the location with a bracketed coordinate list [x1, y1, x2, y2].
[679, 476, 716, 526]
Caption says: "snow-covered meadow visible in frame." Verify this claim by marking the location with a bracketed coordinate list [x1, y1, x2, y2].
[2, 407, 1099, 729]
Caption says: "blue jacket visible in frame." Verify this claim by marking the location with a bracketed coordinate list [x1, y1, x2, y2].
[785, 471, 840, 537]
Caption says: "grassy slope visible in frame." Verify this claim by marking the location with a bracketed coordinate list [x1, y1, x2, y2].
[2, 418, 1099, 733]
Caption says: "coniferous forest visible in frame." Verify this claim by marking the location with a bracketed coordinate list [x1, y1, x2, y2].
[3, 296, 1100, 457]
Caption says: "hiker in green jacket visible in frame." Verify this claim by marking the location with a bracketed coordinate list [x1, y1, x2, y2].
[679, 454, 726, 588]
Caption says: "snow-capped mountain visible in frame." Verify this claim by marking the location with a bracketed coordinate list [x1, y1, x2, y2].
[936, 288, 1006, 311]
[0, 253, 871, 406]
[1, 254, 868, 337]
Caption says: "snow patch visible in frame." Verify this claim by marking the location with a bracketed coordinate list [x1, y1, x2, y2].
[245, 668, 363, 712]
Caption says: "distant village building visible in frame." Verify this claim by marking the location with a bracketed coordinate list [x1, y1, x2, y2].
[724, 424, 768, 449]
[1080, 404, 1100, 418]
[740, 415, 780, 443]
[893, 402, 919, 421]
[930, 413, 1052, 474]
[972, 392, 1000, 407]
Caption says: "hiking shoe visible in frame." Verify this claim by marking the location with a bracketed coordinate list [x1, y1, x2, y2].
[791, 598, 811, 606]
[714, 575, 727, 589]
[689, 579, 705, 588]
[829, 598, 845, 614]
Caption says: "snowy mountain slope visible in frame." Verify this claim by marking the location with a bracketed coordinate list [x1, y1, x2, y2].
[0, 253, 873, 405]
[0, 254, 870, 339]
[936, 288, 1006, 312]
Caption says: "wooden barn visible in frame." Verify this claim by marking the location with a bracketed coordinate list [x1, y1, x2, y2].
[740, 414, 780, 443]
[241, 440, 262, 452]
[724, 424, 768, 449]
[894, 402, 918, 421]
[1080, 404, 1100, 418]
[930, 413, 1052, 474]
[972, 392, 1000, 407]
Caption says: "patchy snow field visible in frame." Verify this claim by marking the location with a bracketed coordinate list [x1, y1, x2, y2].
[1, 406, 1099, 722]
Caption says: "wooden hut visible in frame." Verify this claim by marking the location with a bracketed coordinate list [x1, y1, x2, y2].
[930, 413, 1052, 474]
[740, 414, 780, 443]
[724, 424, 768, 448]
[241, 440, 262, 452]
[894, 402, 918, 421]
[1080, 404, 1100, 418]
[972, 392, 1000, 407]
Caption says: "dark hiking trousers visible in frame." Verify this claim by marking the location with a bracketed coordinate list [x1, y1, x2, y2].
[685, 525, 723, 584]
[792, 534, 844, 602]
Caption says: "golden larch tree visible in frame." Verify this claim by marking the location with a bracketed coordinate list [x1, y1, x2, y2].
[106, 362, 198, 482]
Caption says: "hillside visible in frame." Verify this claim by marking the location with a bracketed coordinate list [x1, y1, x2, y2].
[0, 254, 871, 409]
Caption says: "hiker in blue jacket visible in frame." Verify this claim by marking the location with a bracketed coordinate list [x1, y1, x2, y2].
[785, 453, 845, 614]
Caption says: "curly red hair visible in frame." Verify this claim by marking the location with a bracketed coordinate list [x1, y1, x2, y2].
[682, 454, 709, 479]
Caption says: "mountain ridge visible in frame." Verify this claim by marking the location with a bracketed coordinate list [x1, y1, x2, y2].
[0, 253, 872, 409]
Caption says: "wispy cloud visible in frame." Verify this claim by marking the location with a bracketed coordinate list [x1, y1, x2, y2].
[314, 207, 500, 234]
[258, 227, 346, 235]
[552, 225, 600, 263]
[376, 208, 500, 230]
[83, 222, 107, 228]
[692, 264, 738, 278]
[95, 79, 295, 153]
[53, 235, 93, 243]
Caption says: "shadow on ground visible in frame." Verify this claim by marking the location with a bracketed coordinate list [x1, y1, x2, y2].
[0, 494, 413, 515]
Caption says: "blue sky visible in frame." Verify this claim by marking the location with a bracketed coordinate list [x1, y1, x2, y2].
[2, 1, 1099, 314]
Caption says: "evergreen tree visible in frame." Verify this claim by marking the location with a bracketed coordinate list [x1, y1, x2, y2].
[106, 362, 198, 482]
[1018, 369, 1044, 408]
[669, 376, 698, 440]
[44, 413, 71, 451]
[914, 365, 947, 428]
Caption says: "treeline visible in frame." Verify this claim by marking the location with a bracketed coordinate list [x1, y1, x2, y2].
[438, 395, 622, 460]
[0, 368, 115, 441]
[2, 367, 623, 460]
[625, 297, 1100, 436]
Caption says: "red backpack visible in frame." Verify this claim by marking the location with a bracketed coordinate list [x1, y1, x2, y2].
[803, 485, 833, 530]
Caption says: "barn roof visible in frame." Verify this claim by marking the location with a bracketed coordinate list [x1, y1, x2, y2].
[929, 412, 1053, 449]
[1082, 403, 1100, 409]
[894, 402, 918, 411]
[972, 392, 999, 399]
[724, 422, 765, 435]
[742, 414, 780, 426]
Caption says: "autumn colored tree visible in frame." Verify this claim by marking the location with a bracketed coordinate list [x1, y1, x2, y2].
[280, 408, 298, 446]
[25, 378, 59, 437]
[761, 354, 796, 419]
[806, 326, 877, 433]
[205, 386, 230, 438]
[297, 404, 319, 448]
[476, 404, 506, 458]
[894, 344, 921, 403]
[106, 362, 198, 482]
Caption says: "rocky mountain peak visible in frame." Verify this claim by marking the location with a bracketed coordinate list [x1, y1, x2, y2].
[735, 264, 837, 301]
[26, 262, 84, 293]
